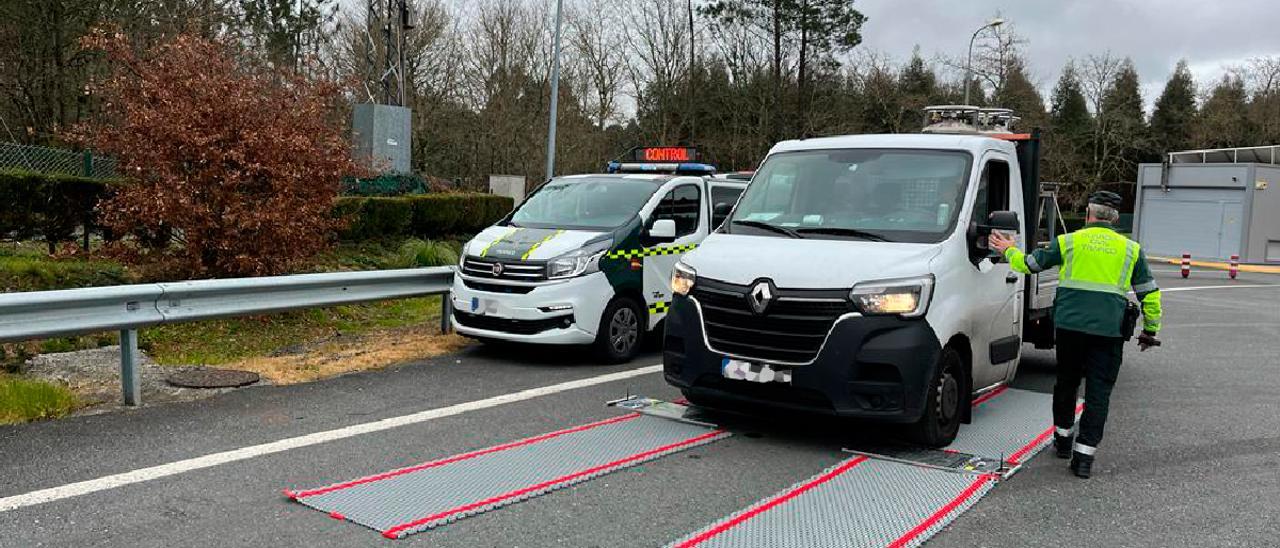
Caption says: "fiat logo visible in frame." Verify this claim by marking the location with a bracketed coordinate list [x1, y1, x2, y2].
[492, 262, 504, 276]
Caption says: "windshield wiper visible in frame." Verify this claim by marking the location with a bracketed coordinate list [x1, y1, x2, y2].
[730, 219, 801, 239]
[794, 227, 889, 242]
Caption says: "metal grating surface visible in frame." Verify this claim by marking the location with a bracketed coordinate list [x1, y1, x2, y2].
[668, 457, 996, 548]
[945, 388, 1057, 463]
[286, 414, 728, 539]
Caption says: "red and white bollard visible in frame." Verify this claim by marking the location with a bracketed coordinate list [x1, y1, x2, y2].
[1181, 253, 1191, 278]
[1229, 254, 1239, 280]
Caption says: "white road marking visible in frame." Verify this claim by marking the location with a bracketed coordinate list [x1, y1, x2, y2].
[1163, 284, 1279, 292]
[0, 363, 663, 513]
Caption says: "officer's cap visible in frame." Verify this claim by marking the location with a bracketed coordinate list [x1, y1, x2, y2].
[1088, 191, 1123, 209]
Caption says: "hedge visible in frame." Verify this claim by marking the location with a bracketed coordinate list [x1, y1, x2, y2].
[0, 169, 123, 252]
[337, 193, 514, 241]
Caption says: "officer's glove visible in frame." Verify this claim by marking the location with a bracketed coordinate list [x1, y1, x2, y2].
[1137, 331, 1161, 352]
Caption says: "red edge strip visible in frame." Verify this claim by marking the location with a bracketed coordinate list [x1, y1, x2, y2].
[1008, 402, 1085, 465]
[291, 413, 640, 500]
[675, 456, 871, 548]
[380, 428, 728, 540]
[970, 385, 1008, 407]
[886, 475, 994, 548]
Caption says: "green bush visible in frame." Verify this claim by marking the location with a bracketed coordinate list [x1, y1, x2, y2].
[340, 173, 428, 196]
[393, 239, 460, 268]
[0, 169, 124, 252]
[0, 375, 79, 424]
[336, 193, 513, 241]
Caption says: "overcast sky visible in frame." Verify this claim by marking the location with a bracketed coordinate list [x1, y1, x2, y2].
[855, 0, 1279, 111]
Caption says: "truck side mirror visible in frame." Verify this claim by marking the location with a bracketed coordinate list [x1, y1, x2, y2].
[713, 202, 732, 217]
[649, 218, 677, 239]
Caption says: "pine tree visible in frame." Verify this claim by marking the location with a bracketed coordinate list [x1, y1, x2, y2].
[896, 47, 938, 131]
[1045, 62, 1093, 202]
[995, 57, 1046, 129]
[1150, 60, 1197, 155]
[1194, 75, 1253, 149]
[1097, 59, 1147, 182]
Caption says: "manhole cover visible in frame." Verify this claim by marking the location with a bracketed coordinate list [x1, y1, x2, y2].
[167, 368, 260, 389]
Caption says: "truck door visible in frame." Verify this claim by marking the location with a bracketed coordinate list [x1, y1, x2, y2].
[642, 182, 705, 329]
[969, 155, 1024, 388]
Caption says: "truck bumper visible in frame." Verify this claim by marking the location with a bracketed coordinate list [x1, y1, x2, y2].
[662, 294, 942, 423]
[449, 272, 612, 345]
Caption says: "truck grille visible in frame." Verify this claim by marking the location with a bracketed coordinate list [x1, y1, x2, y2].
[461, 256, 547, 282]
[691, 278, 853, 364]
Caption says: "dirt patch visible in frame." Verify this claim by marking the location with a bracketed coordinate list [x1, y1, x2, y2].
[24, 346, 252, 414]
[226, 326, 472, 385]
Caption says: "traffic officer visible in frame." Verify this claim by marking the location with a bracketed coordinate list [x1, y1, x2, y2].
[989, 191, 1162, 479]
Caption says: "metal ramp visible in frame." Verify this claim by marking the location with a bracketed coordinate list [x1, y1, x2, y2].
[285, 413, 729, 539]
[667, 388, 1076, 547]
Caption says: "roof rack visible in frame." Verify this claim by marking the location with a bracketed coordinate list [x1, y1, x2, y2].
[922, 105, 1020, 135]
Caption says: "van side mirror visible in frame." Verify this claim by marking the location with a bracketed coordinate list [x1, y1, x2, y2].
[650, 219, 677, 239]
[713, 202, 732, 217]
[986, 211, 1020, 233]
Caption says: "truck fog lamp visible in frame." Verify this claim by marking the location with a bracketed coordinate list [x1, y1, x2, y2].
[672, 261, 696, 296]
[851, 275, 935, 318]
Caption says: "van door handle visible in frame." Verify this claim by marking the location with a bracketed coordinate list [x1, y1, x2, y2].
[1005, 273, 1019, 284]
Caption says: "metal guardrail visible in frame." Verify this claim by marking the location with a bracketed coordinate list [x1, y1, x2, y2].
[0, 267, 456, 405]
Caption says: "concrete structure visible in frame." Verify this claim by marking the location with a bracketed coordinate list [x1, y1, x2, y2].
[488, 175, 528, 206]
[352, 104, 412, 174]
[1135, 145, 1280, 262]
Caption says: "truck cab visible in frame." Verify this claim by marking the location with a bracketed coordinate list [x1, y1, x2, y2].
[451, 152, 746, 362]
[663, 108, 1052, 446]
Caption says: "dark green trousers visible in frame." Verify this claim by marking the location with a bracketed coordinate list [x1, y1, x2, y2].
[1054, 328, 1125, 451]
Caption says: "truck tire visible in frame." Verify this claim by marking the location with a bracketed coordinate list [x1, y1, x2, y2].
[595, 296, 645, 363]
[906, 347, 964, 448]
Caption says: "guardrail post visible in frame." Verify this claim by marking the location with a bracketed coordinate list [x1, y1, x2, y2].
[120, 329, 141, 406]
[440, 292, 453, 334]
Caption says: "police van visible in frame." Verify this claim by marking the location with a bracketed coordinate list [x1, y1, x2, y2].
[663, 107, 1060, 447]
[450, 147, 747, 362]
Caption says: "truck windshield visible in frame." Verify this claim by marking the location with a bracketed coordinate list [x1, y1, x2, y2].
[727, 149, 972, 243]
[508, 177, 662, 230]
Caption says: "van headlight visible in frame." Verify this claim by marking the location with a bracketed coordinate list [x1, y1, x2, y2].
[850, 275, 935, 318]
[547, 240, 611, 279]
[458, 241, 473, 267]
[671, 261, 696, 296]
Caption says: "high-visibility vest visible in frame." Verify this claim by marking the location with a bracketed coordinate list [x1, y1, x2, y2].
[1059, 227, 1140, 295]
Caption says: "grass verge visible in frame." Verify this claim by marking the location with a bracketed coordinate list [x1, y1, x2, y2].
[0, 375, 79, 424]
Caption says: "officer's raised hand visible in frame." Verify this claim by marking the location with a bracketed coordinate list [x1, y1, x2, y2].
[988, 232, 1016, 253]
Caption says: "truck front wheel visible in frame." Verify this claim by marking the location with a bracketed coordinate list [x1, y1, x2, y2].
[594, 297, 644, 363]
[906, 347, 964, 447]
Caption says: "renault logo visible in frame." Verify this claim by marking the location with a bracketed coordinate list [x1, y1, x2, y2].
[492, 262, 504, 277]
[747, 280, 775, 314]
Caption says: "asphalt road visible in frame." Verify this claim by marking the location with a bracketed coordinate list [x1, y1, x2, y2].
[0, 269, 1277, 547]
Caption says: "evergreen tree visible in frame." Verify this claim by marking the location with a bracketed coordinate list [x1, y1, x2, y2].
[1045, 62, 1093, 201]
[995, 57, 1047, 129]
[896, 47, 938, 131]
[1149, 60, 1198, 154]
[1096, 58, 1147, 182]
[1194, 75, 1253, 149]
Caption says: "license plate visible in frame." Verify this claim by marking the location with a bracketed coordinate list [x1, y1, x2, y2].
[721, 358, 792, 384]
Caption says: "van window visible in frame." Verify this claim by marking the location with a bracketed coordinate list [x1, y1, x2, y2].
[654, 185, 702, 237]
[972, 160, 1011, 227]
[710, 185, 744, 228]
[728, 149, 973, 243]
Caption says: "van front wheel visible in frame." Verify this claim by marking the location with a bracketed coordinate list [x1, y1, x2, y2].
[594, 297, 644, 363]
[906, 347, 964, 448]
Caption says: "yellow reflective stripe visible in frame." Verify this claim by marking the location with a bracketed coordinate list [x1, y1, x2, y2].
[1117, 241, 1138, 289]
[521, 230, 564, 260]
[606, 243, 698, 260]
[1059, 278, 1129, 295]
[1060, 234, 1074, 280]
[1141, 289, 1163, 331]
[479, 227, 521, 257]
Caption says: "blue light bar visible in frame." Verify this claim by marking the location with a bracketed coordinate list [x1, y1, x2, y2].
[606, 161, 717, 175]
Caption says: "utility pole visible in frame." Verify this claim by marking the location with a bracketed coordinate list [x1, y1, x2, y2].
[544, 0, 565, 181]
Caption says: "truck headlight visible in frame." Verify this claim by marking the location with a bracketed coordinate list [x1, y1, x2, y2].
[547, 240, 611, 279]
[671, 261, 696, 296]
[851, 275, 935, 318]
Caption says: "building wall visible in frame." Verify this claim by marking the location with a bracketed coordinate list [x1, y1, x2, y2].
[1248, 166, 1280, 263]
[1135, 164, 1250, 260]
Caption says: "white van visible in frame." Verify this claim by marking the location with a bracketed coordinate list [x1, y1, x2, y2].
[662, 107, 1058, 446]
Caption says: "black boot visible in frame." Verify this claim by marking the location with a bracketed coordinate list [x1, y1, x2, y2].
[1069, 452, 1094, 479]
[1054, 434, 1073, 459]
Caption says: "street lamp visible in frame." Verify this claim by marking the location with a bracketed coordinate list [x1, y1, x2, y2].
[545, 0, 565, 181]
[964, 17, 1005, 107]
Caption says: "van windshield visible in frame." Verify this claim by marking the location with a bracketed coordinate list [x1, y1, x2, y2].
[509, 177, 662, 230]
[727, 149, 973, 243]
